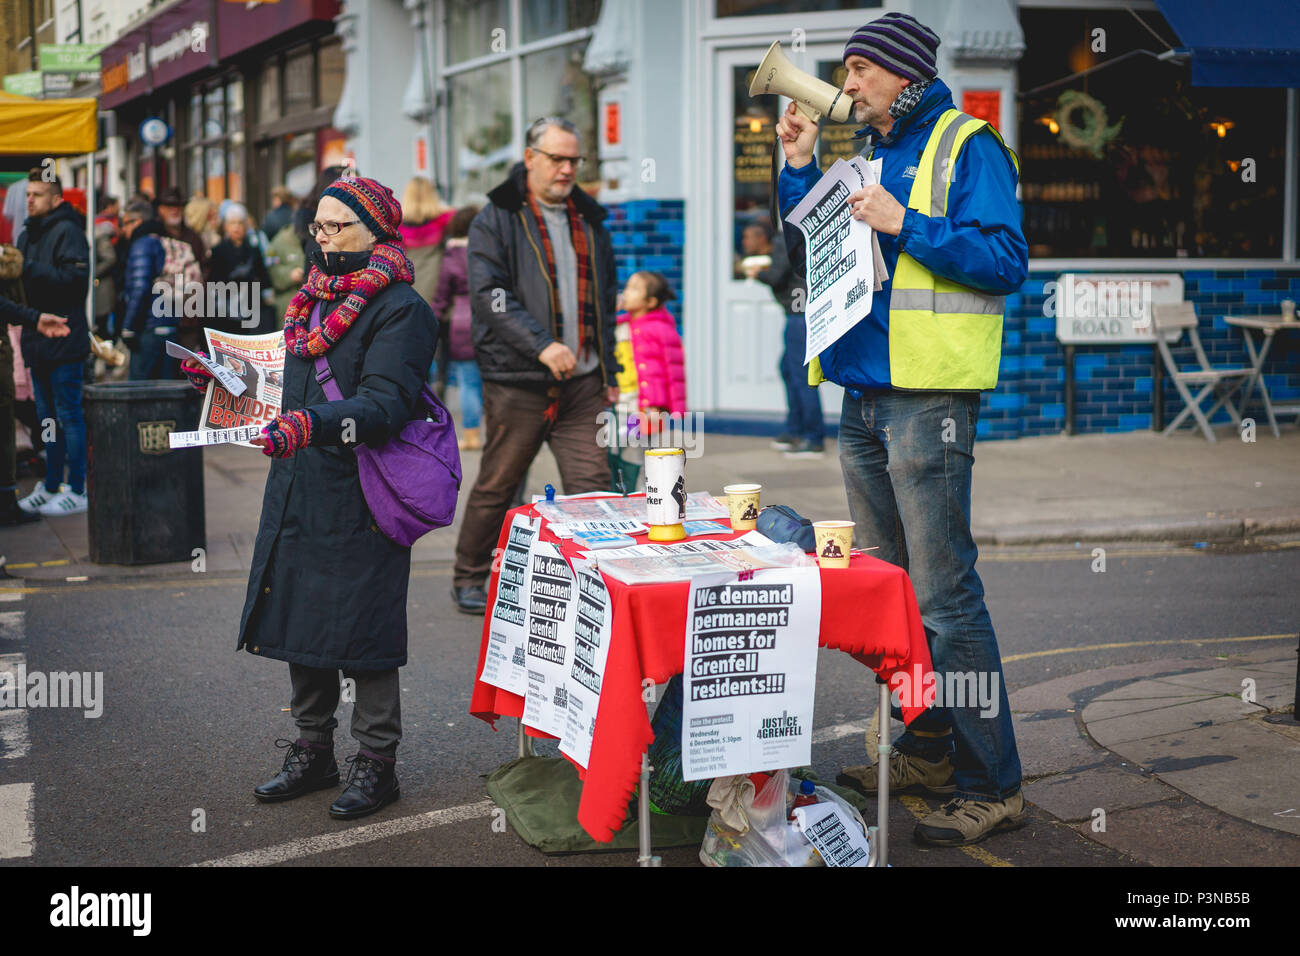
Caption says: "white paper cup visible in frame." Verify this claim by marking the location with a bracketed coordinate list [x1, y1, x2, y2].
[813, 520, 854, 569]
[645, 448, 686, 536]
[723, 483, 762, 530]
[1282, 299, 1296, 322]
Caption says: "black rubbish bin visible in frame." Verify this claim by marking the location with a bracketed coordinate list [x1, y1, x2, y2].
[84, 381, 205, 565]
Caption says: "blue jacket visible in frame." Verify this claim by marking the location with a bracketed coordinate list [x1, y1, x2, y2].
[778, 78, 1027, 391]
[121, 221, 167, 336]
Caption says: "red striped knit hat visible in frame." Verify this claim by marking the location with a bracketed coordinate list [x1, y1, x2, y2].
[843, 12, 940, 83]
[321, 176, 403, 241]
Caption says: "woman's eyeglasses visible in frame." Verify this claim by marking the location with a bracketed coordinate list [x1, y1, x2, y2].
[308, 219, 361, 237]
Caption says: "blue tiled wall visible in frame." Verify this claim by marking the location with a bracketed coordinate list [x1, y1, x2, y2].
[980, 268, 1300, 439]
[604, 199, 686, 331]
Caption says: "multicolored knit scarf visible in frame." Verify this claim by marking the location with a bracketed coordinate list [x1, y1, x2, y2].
[525, 190, 594, 360]
[281, 242, 415, 358]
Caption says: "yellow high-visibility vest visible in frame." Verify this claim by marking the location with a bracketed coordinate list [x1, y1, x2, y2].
[808, 109, 1019, 390]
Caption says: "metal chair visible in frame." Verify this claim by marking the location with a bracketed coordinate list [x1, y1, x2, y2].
[1151, 303, 1253, 442]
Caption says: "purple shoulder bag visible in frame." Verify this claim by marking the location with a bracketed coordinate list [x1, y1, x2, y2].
[308, 301, 461, 546]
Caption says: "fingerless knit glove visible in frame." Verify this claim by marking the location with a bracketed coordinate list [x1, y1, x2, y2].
[183, 351, 215, 391]
[261, 409, 317, 458]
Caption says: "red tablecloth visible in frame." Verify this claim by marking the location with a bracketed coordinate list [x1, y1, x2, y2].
[470, 500, 933, 843]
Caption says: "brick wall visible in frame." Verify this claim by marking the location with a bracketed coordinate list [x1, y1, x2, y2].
[604, 198, 686, 331]
[981, 268, 1300, 439]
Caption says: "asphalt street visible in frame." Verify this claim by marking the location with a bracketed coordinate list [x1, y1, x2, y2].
[1, 540, 1297, 868]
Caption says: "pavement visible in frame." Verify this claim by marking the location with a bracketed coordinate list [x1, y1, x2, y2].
[3, 424, 1298, 864]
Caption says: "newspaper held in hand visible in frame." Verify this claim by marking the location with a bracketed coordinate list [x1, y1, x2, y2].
[188, 328, 286, 447]
[164, 339, 247, 396]
[786, 156, 887, 364]
[169, 424, 263, 448]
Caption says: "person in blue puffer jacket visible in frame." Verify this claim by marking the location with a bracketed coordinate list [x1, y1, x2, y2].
[775, 12, 1028, 849]
[118, 198, 176, 381]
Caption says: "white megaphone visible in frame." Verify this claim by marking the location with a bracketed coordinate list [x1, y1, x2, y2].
[749, 40, 853, 123]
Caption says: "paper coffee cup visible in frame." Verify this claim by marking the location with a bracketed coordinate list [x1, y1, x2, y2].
[1282, 299, 1296, 322]
[723, 483, 762, 531]
[645, 448, 686, 539]
[813, 520, 854, 569]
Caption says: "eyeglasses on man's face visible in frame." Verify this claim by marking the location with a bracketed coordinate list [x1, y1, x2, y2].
[532, 148, 587, 172]
[308, 219, 361, 237]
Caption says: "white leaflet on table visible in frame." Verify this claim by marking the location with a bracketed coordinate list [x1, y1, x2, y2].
[559, 556, 614, 769]
[479, 513, 540, 696]
[521, 540, 578, 739]
[681, 566, 822, 781]
[793, 801, 871, 867]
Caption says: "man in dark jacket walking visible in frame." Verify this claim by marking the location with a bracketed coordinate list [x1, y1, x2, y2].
[0, 170, 90, 517]
[117, 199, 175, 380]
[451, 117, 619, 613]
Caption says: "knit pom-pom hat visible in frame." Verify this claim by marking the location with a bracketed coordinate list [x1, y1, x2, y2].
[843, 12, 940, 84]
[321, 177, 403, 242]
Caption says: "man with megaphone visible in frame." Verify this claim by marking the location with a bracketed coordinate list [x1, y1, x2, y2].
[773, 12, 1028, 849]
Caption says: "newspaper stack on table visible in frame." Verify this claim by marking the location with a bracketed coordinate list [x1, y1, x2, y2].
[592, 531, 815, 584]
[535, 491, 729, 525]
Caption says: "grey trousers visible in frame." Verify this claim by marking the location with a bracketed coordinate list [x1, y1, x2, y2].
[288, 664, 401, 758]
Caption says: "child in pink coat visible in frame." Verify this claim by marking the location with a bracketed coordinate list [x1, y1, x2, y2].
[611, 271, 686, 492]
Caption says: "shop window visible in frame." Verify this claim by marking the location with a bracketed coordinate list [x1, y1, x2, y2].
[229, 132, 245, 204]
[284, 47, 315, 116]
[188, 146, 203, 199]
[205, 146, 225, 202]
[319, 40, 345, 109]
[1018, 8, 1286, 259]
[204, 85, 224, 139]
[522, 41, 597, 172]
[522, 0, 601, 44]
[448, 61, 512, 202]
[259, 63, 281, 123]
[189, 91, 203, 141]
[227, 78, 244, 132]
[447, 0, 509, 65]
[733, 63, 778, 259]
[716, 0, 874, 16]
[284, 131, 317, 199]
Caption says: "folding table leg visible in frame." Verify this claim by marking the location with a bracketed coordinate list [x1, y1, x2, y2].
[516, 718, 534, 759]
[873, 680, 890, 867]
[637, 751, 660, 866]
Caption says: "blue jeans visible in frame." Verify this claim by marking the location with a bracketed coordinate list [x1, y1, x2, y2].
[450, 360, 482, 429]
[780, 312, 824, 444]
[129, 329, 176, 381]
[30, 360, 86, 496]
[839, 389, 1021, 801]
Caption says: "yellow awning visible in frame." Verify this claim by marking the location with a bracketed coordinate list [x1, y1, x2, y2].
[0, 91, 97, 155]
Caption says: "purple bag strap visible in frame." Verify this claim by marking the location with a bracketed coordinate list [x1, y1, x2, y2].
[308, 301, 345, 403]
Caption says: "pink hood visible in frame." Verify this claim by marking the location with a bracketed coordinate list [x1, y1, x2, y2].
[399, 210, 453, 248]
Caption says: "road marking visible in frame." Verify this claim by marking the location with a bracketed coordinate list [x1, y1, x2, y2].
[0, 653, 29, 760]
[191, 799, 497, 867]
[899, 794, 1013, 867]
[0, 611, 25, 642]
[980, 539, 1300, 563]
[0, 585, 25, 602]
[0, 782, 35, 859]
[812, 719, 870, 744]
[1003, 633, 1295, 664]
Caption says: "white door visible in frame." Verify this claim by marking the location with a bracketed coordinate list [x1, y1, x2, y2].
[711, 43, 853, 418]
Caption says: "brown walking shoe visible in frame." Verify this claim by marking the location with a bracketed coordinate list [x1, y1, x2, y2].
[913, 791, 1028, 846]
[836, 748, 956, 797]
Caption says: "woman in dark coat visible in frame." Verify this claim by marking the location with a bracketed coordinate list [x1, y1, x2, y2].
[183, 177, 435, 821]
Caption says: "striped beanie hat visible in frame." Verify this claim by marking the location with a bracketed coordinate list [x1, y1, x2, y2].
[321, 176, 403, 242]
[843, 13, 940, 83]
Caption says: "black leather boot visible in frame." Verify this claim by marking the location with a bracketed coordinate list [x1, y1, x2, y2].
[329, 750, 400, 820]
[254, 738, 339, 803]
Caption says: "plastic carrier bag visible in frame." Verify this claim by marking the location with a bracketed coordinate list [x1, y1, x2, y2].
[699, 769, 871, 867]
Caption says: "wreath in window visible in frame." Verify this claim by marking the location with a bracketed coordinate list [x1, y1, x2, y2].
[1055, 90, 1124, 159]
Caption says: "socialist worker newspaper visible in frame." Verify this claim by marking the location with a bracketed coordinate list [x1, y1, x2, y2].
[196, 329, 286, 447]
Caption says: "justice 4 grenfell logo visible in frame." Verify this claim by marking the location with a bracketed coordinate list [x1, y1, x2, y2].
[756, 710, 803, 740]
